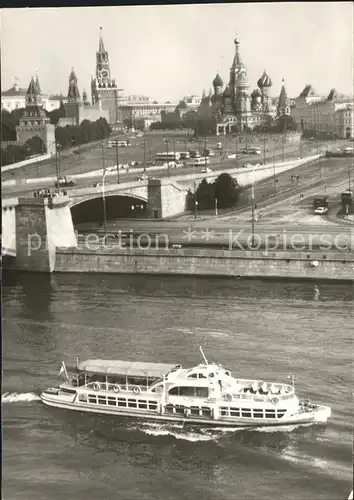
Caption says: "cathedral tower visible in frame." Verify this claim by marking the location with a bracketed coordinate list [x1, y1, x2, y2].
[257, 70, 273, 114]
[277, 78, 290, 117]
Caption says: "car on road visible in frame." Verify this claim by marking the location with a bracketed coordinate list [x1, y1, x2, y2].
[242, 163, 252, 168]
[54, 176, 75, 188]
[314, 206, 329, 215]
[201, 167, 212, 173]
[188, 150, 200, 159]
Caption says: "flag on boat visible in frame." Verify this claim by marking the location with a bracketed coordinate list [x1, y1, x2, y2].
[59, 361, 68, 379]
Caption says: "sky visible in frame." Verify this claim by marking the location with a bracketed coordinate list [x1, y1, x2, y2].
[1, 3, 353, 103]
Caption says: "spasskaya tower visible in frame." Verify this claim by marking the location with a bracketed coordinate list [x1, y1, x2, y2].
[91, 27, 123, 123]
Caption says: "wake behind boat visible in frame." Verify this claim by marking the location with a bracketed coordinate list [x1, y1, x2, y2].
[40, 348, 331, 428]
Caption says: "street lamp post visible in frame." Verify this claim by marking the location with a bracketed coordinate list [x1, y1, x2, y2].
[263, 135, 267, 166]
[101, 141, 105, 172]
[143, 139, 147, 173]
[164, 139, 170, 176]
[251, 164, 258, 248]
[235, 132, 238, 167]
[193, 162, 197, 219]
[55, 143, 60, 186]
[102, 165, 115, 235]
[272, 147, 277, 195]
[115, 140, 120, 184]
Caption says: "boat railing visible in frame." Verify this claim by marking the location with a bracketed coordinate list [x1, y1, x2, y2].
[84, 381, 150, 394]
[223, 391, 294, 402]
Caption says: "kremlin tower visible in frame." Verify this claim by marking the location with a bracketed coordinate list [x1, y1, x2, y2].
[16, 75, 55, 155]
[91, 27, 123, 123]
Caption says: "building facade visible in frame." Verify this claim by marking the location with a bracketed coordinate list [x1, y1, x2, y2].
[15, 76, 55, 155]
[198, 35, 286, 134]
[59, 68, 109, 127]
[1, 77, 66, 112]
[291, 85, 353, 137]
[90, 28, 123, 124]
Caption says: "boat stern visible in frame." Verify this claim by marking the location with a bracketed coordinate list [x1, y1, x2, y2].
[312, 404, 331, 424]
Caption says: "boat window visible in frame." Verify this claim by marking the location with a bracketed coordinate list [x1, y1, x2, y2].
[88, 395, 97, 404]
[195, 387, 209, 398]
[220, 406, 229, 416]
[148, 401, 158, 410]
[230, 408, 240, 417]
[60, 388, 76, 395]
[78, 374, 85, 386]
[117, 398, 127, 407]
[277, 410, 286, 418]
[98, 396, 107, 405]
[169, 386, 179, 395]
[78, 393, 87, 402]
[107, 375, 127, 386]
[107, 397, 117, 406]
[128, 399, 137, 408]
[241, 409, 252, 418]
[188, 373, 198, 379]
[253, 409, 264, 418]
[265, 410, 276, 419]
[151, 384, 163, 393]
[180, 386, 196, 397]
[138, 400, 148, 409]
[127, 376, 147, 387]
[87, 373, 106, 384]
[198, 373, 207, 379]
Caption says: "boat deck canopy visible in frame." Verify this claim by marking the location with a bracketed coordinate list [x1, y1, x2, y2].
[77, 359, 178, 379]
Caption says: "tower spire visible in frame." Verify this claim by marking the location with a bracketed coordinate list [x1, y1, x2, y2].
[99, 26, 105, 53]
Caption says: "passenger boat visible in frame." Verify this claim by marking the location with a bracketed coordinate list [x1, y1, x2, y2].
[40, 348, 331, 427]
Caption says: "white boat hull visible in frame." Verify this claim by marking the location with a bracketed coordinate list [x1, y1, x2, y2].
[40, 392, 331, 428]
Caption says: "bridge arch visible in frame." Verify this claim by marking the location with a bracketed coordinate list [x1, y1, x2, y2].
[70, 193, 149, 226]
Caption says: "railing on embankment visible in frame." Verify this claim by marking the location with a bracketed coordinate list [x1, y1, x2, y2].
[54, 247, 354, 281]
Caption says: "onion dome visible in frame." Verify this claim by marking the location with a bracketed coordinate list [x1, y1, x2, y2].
[213, 73, 224, 88]
[251, 88, 262, 98]
[257, 70, 272, 89]
[223, 85, 232, 98]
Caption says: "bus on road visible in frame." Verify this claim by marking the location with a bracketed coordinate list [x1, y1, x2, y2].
[155, 152, 181, 163]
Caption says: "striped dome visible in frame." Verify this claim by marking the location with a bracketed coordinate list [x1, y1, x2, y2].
[213, 73, 224, 87]
[257, 70, 272, 89]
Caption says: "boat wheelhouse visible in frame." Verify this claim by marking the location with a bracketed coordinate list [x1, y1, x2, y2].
[41, 351, 331, 428]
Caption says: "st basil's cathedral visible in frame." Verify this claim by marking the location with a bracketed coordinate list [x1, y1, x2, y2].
[198, 35, 290, 134]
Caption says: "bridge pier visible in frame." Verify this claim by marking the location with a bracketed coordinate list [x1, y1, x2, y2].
[147, 179, 187, 219]
[15, 196, 77, 272]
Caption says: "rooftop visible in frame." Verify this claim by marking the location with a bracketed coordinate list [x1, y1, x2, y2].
[2, 85, 28, 97]
[77, 359, 178, 378]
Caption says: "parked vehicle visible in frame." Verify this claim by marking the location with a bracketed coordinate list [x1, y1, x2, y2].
[313, 195, 328, 210]
[314, 206, 328, 215]
[179, 151, 190, 160]
[203, 148, 215, 157]
[188, 150, 200, 159]
[201, 167, 212, 173]
[194, 157, 210, 166]
[54, 176, 75, 188]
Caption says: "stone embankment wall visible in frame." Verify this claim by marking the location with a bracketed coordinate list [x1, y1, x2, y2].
[54, 247, 354, 281]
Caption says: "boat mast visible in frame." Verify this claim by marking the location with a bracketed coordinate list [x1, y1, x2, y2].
[199, 346, 208, 365]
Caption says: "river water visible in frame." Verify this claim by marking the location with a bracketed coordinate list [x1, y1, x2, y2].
[2, 272, 353, 500]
